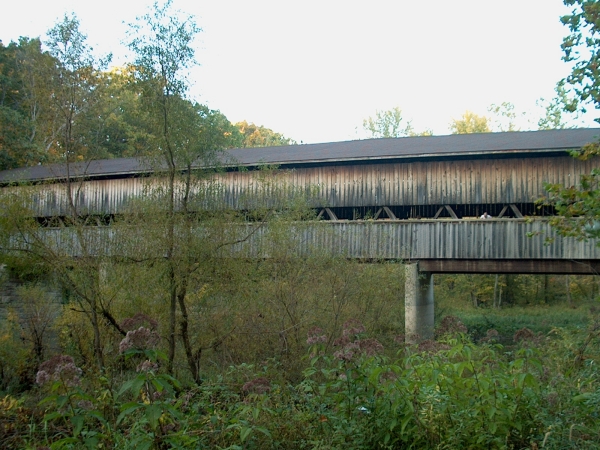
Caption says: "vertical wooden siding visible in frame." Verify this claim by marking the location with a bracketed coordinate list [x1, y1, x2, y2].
[8, 155, 599, 217]
[25, 220, 600, 261]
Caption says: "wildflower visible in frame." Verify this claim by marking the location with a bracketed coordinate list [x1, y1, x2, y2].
[436, 315, 467, 337]
[120, 313, 158, 332]
[306, 327, 327, 345]
[119, 326, 160, 354]
[136, 359, 159, 373]
[417, 340, 450, 353]
[36, 355, 82, 387]
[333, 342, 359, 361]
[342, 319, 365, 337]
[358, 338, 384, 356]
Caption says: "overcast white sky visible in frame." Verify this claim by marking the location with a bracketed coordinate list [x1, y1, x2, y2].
[2, 0, 597, 143]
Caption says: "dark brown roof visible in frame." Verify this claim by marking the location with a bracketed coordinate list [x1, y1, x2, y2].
[2, 128, 599, 183]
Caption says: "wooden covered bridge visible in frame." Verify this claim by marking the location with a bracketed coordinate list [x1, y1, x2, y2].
[2, 128, 600, 339]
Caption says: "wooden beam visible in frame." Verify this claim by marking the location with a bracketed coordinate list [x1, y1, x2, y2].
[324, 207, 338, 220]
[498, 205, 509, 218]
[383, 206, 397, 220]
[418, 259, 600, 275]
[433, 206, 444, 219]
[509, 204, 524, 219]
[444, 205, 458, 219]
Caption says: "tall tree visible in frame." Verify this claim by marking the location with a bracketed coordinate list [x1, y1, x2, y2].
[488, 102, 524, 132]
[561, 0, 600, 123]
[234, 120, 295, 147]
[0, 38, 55, 169]
[537, 80, 581, 130]
[449, 111, 491, 134]
[539, 1, 600, 241]
[127, 0, 234, 382]
[363, 107, 431, 138]
[44, 14, 111, 166]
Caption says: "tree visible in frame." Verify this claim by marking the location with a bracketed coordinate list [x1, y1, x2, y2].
[362, 107, 433, 139]
[235, 120, 296, 147]
[537, 80, 581, 130]
[538, 1, 600, 241]
[44, 14, 111, 165]
[126, 0, 249, 382]
[449, 111, 491, 134]
[0, 38, 55, 169]
[488, 102, 523, 132]
[561, 0, 600, 122]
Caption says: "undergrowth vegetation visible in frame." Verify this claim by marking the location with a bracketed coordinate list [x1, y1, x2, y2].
[1, 308, 599, 449]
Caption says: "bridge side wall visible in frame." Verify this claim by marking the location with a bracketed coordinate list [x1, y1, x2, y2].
[22, 220, 600, 263]
[7, 155, 597, 217]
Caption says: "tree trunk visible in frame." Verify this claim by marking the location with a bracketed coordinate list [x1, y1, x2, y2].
[493, 275, 499, 308]
[566, 275, 573, 308]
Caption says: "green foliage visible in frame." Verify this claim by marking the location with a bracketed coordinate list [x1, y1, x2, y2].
[362, 107, 432, 138]
[539, 144, 600, 241]
[7, 311, 599, 449]
[488, 101, 524, 132]
[450, 110, 491, 134]
[561, 0, 600, 121]
[537, 80, 581, 130]
[235, 120, 296, 147]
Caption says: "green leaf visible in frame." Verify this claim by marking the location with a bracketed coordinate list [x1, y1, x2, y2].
[71, 414, 84, 437]
[117, 402, 143, 424]
[573, 392, 593, 402]
[146, 403, 162, 430]
[118, 375, 145, 398]
[240, 426, 252, 443]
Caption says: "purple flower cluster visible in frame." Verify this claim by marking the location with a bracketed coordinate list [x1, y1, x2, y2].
[306, 327, 327, 345]
[333, 338, 384, 361]
[136, 359, 159, 373]
[36, 355, 82, 387]
[332, 319, 383, 361]
[119, 326, 160, 354]
[120, 313, 158, 332]
[341, 318, 365, 337]
[417, 339, 451, 353]
[436, 315, 468, 338]
[479, 329, 499, 343]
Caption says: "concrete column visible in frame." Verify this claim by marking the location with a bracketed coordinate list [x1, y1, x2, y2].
[405, 263, 434, 343]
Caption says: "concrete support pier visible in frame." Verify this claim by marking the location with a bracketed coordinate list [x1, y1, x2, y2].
[405, 263, 434, 342]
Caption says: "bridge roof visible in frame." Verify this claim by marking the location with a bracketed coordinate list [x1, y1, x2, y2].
[2, 128, 599, 183]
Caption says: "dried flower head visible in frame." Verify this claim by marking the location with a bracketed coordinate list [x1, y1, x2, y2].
[513, 327, 535, 343]
[119, 326, 160, 354]
[394, 334, 406, 345]
[480, 328, 499, 343]
[36, 355, 82, 387]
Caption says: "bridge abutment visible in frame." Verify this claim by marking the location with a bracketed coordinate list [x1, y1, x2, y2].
[405, 263, 434, 343]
